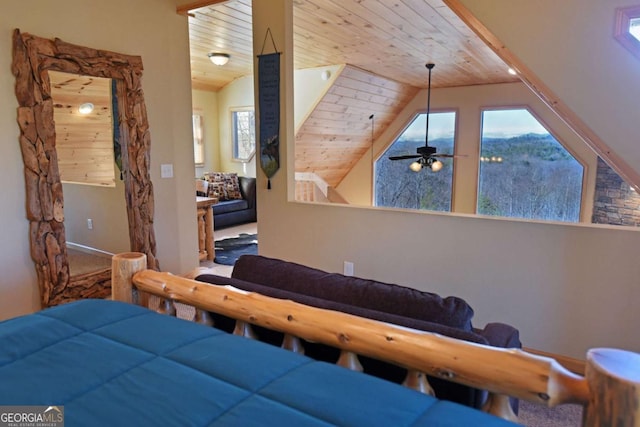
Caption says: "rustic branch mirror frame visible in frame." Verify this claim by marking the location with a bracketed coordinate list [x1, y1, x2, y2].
[12, 29, 159, 307]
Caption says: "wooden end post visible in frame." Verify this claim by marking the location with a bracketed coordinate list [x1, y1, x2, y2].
[583, 348, 640, 426]
[112, 252, 147, 304]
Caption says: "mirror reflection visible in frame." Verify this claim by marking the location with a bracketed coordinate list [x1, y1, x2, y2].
[49, 71, 129, 279]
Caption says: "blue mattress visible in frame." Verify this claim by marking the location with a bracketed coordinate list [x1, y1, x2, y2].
[0, 299, 516, 426]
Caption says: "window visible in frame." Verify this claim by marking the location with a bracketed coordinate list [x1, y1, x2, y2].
[375, 112, 456, 212]
[193, 114, 204, 166]
[631, 17, 640, 41]
[477, 109, 583, 222]
[615, 6, 640, 60]
[231, 108, 256, 162]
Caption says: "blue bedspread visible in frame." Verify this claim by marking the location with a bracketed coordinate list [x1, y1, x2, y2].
[0, 299, 516, 426]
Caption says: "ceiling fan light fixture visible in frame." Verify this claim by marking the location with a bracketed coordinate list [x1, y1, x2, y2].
[409, 161, 423, 172]
[208, 52, 230, 66]
[430, 159, 443, 172]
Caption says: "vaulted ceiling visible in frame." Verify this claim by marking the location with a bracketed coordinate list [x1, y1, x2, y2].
[186, 0, 520, 188]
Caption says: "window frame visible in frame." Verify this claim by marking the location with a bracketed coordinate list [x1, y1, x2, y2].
[230, 107, 256, 163]
[614, 5, 640, 61]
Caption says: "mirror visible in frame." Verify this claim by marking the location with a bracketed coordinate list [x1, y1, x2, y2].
[49, 71, 130, 280]
[12, 29, 159, 307]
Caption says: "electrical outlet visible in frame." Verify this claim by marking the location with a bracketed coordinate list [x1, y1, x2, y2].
[87, 219, 93, 230]
[343, 261, 354, 276]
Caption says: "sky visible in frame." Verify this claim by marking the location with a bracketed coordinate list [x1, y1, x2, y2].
[400, 109, 549, 141]
[402, 111, 456, 140]
[481, 109, 548, 138]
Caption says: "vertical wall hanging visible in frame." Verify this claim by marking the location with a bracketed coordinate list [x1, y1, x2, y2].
[258, 28, 281, 189]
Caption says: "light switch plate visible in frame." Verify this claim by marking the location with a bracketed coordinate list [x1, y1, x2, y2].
[161, 163, 174, 178]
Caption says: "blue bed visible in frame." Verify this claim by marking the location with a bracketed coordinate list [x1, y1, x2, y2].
[0, 299, 517, 426]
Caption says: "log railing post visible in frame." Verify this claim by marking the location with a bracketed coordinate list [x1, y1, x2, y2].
[403, 370, 435, 396]
[234, 320, 258, 339]
[583, 348, 640, 426]
[482, 393, 518, 422]
[112, 252, 147, 304]
[337, 350, 363, 372]
[157, 298, 176, 316]
[194, 308, 214, 326]
[282, 334, 305, 354]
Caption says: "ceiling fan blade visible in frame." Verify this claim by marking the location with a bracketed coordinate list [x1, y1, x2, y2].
[433, 153, 469, 158]
[389, 154, 422, 160]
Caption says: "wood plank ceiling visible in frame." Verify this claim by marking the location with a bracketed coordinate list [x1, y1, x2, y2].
[187, 0, 519, 188]
[50, 71, 115, 187]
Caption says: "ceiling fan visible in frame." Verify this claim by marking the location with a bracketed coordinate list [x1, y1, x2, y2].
[388, 63, 455, 172]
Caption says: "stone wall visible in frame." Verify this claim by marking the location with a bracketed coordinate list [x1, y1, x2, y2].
[592, 158, 640, 226]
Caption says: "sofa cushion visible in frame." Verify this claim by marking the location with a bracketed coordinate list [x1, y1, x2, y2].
[213, 199, 249, 215]
[231, 255, 474, 331]
[205, 172, 245, 201]
[195, 273, 485, 344]
[222, 173, 243, 200]
[206, 172, 227, 199]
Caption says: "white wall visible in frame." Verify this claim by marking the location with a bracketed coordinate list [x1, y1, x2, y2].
[62, 167, 130, 254]
[253, 0, 640, 359]
[339, 82, 598, 222]
[0, 0, 197, 319]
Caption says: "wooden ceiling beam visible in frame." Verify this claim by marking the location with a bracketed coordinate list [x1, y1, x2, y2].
[177, 0, 229, 16]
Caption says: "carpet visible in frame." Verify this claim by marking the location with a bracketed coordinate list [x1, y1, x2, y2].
[67, 248, 112, 276]
[214, 233, 258, 266]
[518, 400, 583, 426]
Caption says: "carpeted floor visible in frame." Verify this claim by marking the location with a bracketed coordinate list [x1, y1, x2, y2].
[518, 400, 583, 426]
[214, 233, 258, 266]
[67, 248, 112, 276]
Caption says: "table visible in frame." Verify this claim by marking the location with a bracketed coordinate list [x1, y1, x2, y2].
[196, 196, 217, 261]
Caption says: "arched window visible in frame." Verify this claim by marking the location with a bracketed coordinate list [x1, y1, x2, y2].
[375, 111, 456, 212]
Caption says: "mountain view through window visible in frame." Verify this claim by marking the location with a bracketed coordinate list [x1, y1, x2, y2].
[477, 109, 583, 222]
[375, 112, 455, 212]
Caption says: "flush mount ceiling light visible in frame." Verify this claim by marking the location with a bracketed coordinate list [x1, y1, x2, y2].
[78, 102, 94, 115]
[208, 52, 230, 66]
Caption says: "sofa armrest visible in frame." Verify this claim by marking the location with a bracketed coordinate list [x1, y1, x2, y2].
[239, 176, 256, 209]
[474, 322, 521, 349]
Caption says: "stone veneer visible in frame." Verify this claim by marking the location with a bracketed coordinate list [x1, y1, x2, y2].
[592, 158, 640, 226]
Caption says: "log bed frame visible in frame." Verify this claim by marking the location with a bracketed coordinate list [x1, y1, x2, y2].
[112, 252, 640, 425]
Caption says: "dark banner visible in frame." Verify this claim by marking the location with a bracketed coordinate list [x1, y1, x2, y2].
[258, 52, 281, 187]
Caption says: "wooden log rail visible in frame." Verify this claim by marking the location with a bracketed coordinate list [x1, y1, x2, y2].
[112, 253, 640, 425]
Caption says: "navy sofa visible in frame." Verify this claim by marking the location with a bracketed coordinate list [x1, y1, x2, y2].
[212, 176, 256, 229]
[196, 254, 522, 410]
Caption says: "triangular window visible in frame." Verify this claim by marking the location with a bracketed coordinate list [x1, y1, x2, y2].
[615, 6, 640, 60]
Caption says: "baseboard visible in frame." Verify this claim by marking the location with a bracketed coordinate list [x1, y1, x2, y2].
[523, 347, 586, 375]
[67, 242, 114, 259]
